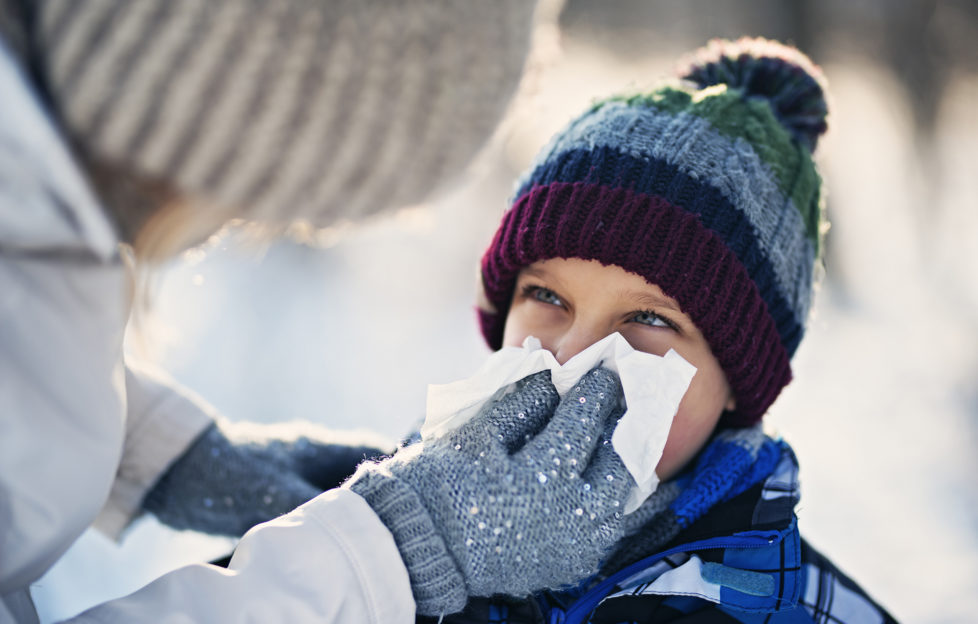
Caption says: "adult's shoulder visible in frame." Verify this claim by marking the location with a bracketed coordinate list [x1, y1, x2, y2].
[0, 38, 117, 260]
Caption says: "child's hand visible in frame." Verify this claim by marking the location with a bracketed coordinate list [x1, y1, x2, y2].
[347, 367, 633, 616]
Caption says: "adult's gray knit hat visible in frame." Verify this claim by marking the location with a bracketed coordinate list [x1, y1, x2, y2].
[27, 0, 537, 225]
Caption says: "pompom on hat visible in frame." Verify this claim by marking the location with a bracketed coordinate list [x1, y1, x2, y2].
[479, 37, 830, 426]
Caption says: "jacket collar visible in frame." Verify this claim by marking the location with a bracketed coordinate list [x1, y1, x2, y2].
[0, 37, 118, 259]
[555, 442, 805, 621]
[419, 442, 805, 624]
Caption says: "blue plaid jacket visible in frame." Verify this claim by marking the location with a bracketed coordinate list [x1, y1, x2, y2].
[421, 444, 897, 624]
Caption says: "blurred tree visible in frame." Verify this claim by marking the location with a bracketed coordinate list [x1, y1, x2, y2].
[561, 0, 978, 143]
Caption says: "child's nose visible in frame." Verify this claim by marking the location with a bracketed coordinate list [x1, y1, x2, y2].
[553, 324, 609, 365]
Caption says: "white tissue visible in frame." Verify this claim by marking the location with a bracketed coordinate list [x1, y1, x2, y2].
[423, 333, 696, 513]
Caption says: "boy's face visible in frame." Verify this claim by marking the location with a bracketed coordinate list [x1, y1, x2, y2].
[502, 257, 735, 481]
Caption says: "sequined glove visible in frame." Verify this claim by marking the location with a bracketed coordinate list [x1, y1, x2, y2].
[144, 420, 392, 537]
[347, 367, 633, 616]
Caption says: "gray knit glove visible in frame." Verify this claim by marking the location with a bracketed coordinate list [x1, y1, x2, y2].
[144, 420, 392, 537]
[347, 368, 633, 616]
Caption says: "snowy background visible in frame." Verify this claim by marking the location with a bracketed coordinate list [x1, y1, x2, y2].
[32, 2, 978, 622]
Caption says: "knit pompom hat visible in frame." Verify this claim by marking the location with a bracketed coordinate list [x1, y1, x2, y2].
[479, 37, 829, 426]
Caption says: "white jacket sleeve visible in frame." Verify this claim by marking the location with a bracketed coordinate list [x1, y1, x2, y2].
[0, 33, 130, 596]
[93, 362, 215, 539]
[1, 33, 418, 623]
[67, 489, 416, 624]
[0, 253, 127, 597]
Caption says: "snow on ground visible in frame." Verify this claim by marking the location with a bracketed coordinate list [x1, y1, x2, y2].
[31, 41, 977, 623]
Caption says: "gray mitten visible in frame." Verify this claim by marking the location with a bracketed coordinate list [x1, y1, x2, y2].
[348, 367, 634, 616]
[144, 420, 392, 536]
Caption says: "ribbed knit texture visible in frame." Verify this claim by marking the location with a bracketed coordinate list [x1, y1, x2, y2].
[30, 0, 535, 224]
[480, 37, 829, 425]
[349, 463, 469, 615]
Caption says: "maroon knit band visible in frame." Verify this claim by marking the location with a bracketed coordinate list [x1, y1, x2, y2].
[479, 182, 792, 425]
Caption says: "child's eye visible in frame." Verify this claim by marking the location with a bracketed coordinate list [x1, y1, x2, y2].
[631, 310, 676, 330]
[522, 285, 563, 307]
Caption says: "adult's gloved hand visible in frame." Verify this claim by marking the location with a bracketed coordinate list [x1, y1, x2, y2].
[143, 420, 393, 537]
[347, 367, 633, 616]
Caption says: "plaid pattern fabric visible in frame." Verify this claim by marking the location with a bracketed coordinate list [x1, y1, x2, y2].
[426, 441, 897, 624]
[601, 427, 783, 576]
[585, 444, 806, 618]
[798, 541, 894, 624]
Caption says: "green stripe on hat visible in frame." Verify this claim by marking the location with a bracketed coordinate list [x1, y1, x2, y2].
[597, 87, 821, 250]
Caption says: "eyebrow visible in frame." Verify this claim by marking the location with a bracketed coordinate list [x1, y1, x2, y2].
[620, 289, 683, 313]
[520, 266, 550, 280]
[519, 265, 686, 316]
[518, 265, 564, 291]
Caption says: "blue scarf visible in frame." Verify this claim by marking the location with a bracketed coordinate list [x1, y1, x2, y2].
[599, 425, 783, 576]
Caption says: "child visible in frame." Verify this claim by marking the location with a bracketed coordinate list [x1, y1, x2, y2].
[442, 37, 897, 623]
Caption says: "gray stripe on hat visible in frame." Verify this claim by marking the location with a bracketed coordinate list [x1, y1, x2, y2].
[306, 4, 403, 220]
[346, 0, 495, 219]
[42, 1, 84, 48]
[233, 5, 334, 212]
[116, 0, 211, 161]
[385, 2, 474, 211]
[268, 5, 372, 221]
[168, 1, 264, 197]
[541, 102, 815, 324]
[39, 0, 536, 228]
[336, 6, 431, 220]
[310, 6, 411, 220]
[57, 0, 136, 106]
[202, 4, 307, 206]
[84, 1, 179, 153]
[43, 0, 117, 99]
[129, 0, 244, 175]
